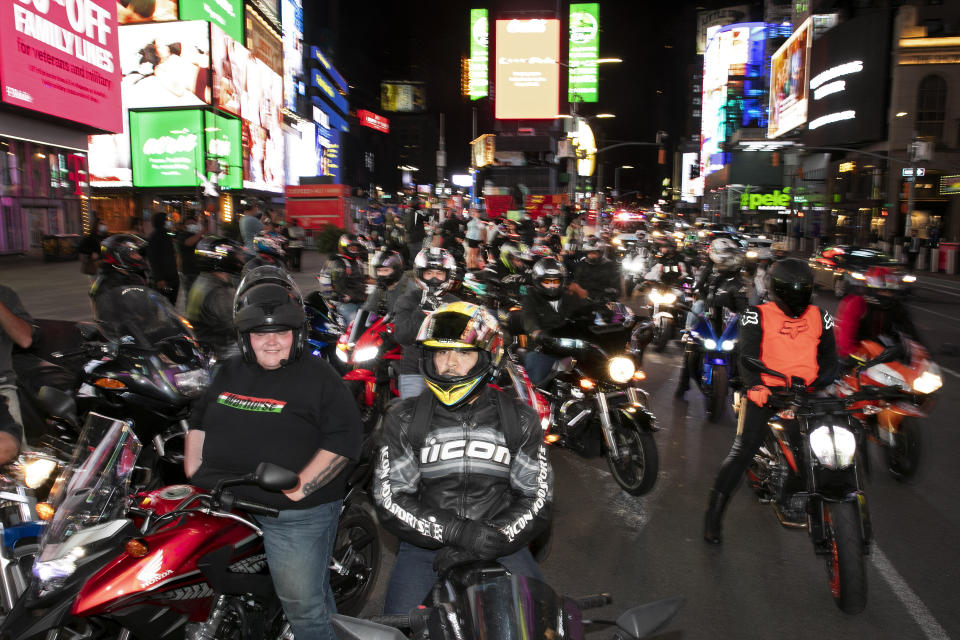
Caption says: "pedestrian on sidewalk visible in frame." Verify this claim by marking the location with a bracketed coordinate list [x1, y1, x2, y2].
[906, 230, 923, 271]
[145, 211, 180, 305]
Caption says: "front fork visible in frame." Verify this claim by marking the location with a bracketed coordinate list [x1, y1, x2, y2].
[596, 392, 622, 461]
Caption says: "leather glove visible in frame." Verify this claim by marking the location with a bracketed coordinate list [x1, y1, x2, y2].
[432, 547, 481, 577]
[746, 385, 772, 407]
[444, 518, 510, 560]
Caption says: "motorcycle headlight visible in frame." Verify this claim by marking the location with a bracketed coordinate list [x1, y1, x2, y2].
[721, 339, 736, 351]
[661, 292, 677, 304]
[809, 425, 857, 469]
[353, 346, 379, 363]
[703, 339, 717, 351]
[336, 343, 350, 362]
[913, 370, 942, 394]
[173, 369, 210, 398]
[902, 274, 917, 283]
[608, 356, 636, 384]
[21, 454, 59, 489]
[648, 291, 662, 304]
[746, 250, 758, 259]
[34, 519, 128, 596]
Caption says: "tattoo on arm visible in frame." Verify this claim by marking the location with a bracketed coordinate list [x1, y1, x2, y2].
[302, 456, 349, 496]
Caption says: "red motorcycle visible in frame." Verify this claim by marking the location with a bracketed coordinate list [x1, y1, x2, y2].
[335, 309, 402, 431]
[1, 414, 380, 640]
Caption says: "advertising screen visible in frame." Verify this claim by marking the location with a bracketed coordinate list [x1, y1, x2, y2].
[117, 0, 178, 24]
[358, 109, 389, 133]
[179, 0, 243, 43]
[130, 109, 204, 187]
[0, 0, 123, 132]
[211, 23, 244, 117]
[284, 120, 318, 183]
[245, 6, 283, 76]
[803, 11, 890, 147]
[309, 46, 348, 95]
[380, 81, 426, 113]
[118, 21, 210, 109]
[680, 152, 701, 202]
[768, 18, 812, 139]
[205, 110, 241, 189]
[311, 68, 348, 114]
[494, 19, 560, 120]
[317, 124, 341, 184]
[242, 119, 284, 192]
[88, 107, 131, 187]
[468, 8, 488, 100]
[281, 0, 303, 111]
[568, 3, 599, 103]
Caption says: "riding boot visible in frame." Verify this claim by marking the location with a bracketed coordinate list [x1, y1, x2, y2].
[703, 489, 728, 544]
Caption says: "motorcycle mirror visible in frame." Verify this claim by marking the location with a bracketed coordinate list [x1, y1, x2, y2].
[77, 322, 102, 342]
[614, 595, 685, 640]
[254, 462, 299, 492]
[37, 386, 79, 427]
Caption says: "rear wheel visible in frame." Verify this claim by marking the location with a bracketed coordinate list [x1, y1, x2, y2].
[823, 501, 867, 614]
[707, 366, 728, 423]
[885, 418, 922, 481]
[606, 416, 659, 496]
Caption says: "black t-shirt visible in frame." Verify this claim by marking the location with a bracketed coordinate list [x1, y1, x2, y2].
[189, 354, 363, 509]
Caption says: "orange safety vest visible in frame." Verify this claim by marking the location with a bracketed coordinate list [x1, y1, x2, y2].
[757, 302, 823, 387]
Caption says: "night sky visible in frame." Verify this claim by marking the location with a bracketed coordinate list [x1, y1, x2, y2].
[331, 1, 716, 200]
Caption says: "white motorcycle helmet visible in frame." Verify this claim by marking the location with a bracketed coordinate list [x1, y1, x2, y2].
[708, 237, 744, 272]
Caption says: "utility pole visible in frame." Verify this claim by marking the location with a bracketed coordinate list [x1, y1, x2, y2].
[904, 133, 919, 238]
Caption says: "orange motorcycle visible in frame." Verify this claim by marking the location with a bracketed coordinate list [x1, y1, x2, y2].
[833, 337, 942, 480]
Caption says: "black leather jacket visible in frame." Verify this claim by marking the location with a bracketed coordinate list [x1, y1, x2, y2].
[185, 272, 236, 355]
[372, 386, 553, 551]
[573, 257, 620, 298]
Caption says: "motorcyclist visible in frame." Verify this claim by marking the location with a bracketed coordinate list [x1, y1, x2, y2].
[362, 250, 411, 316]
[834, 265, 921, 359]
[522, 258, 588, 386]
[320, 234, 368, 324]
[488, 242, 530, 290]
[393, 248, 460, 399]
[186, 236, 252, 359]
[703, 259, 838, 544]
[747, 247, 774, 305]
[644, 242, 688, 288]
[573, 237, 620, 299]
[373, 301, 552, 615]
[90, 234, 150, 321]
[770, 241, 789, 261]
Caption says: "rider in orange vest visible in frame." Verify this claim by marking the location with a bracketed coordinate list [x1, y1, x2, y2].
[704, 258, 838, 544]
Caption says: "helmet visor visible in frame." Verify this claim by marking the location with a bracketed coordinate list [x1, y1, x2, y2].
[417, 302, 501, 352]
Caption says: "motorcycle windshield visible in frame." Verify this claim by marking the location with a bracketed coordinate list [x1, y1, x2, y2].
[462, 574, 584, 639]
[37, 413, 141, 566]
[96, 285, 195, 348]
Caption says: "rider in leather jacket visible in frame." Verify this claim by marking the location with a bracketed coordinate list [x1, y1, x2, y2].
[574, 238, 620, 299]
[185, 236, 251, 359]
[374, 302, 553, 615]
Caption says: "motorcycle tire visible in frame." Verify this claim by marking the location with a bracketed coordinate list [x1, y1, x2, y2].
[706, 366, 728, 423]
[823, 501, 867, 615]
[885, 418, 922, 482]
[605, 416, 659, 496]
[331, 504, 382, 617]
[654, 324, 670, 353]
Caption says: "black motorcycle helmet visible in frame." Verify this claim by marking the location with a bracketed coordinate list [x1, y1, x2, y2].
[338, 233, 363, 259]
[196, 235, 252, 275]
[531, 257, 566, 301]
[100, 233, 150, 279]
[233, 265, 306, 365]
[767, 258, 814, 318]
[372, 250, 404, 288]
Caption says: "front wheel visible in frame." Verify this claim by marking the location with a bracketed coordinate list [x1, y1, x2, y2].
[885, 417, 922, 481]
[823, 501, 867, 614]
[606, 417, 659, 496]
[706, 365, 728, 423]
[331, 504, 382, 617]
[654, 319, 671, 353]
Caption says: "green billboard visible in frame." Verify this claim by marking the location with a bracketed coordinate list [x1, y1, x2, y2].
[204, 111, 242, 190]
[131, 110, 205, 188]
[179, 0, 244, 43]
[468, 8, 488, 100]
[568, 3, 599, 103]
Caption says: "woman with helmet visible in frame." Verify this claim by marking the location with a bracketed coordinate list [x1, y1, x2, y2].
[362, 249, 410, 316]
[522, 257, 587, 385]
[89, 233, 151, 320]
[373, 301, 552, 615]
[703, 258, 838, 545]
[185, 265, 362, 640]
[393, 247, 461, 398]
[185, 236, 253, 358]
[834, 265, 921, 359]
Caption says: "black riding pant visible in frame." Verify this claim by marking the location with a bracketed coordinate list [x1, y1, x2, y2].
[712, 403, 776, 495]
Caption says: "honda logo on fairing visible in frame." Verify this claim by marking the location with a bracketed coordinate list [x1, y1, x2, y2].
[420, 438, 511, 465]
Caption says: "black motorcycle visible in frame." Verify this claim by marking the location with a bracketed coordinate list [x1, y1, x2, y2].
[743, 352, 901, 614]
[338, 561, 683, 640]
[530, 302, 660, 496]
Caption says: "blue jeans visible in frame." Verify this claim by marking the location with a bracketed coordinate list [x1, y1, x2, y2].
[383, 542, 543, 615]
[257, 499, 343, 640]
[524, 351, 560, 387]
[398, 374, 427, 399]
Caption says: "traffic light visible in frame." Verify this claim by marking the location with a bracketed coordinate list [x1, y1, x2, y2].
[657, 148, 666, 165]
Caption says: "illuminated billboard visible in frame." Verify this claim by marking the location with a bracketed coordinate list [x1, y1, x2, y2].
[381, 81, 426, 113]
[468, 8, 488, 100]
[280, 0, 304, 111]
[494, 19, 560, 119]
[0, 0, 123, 132]
[680, 152, 701, 202]
[88, 108, 132, 187]
[700, 23, 767, 177]
[117, 0, 178, 24]
[119, 21, 211, 109]
[245, 6, 283, 76]
[212, 23, 283, 133]
[179, 0, 243, 43]
[242, 120, 284, 192]
[205, 110, 242, 190]
[768, 18, 812, 139]
[568, 3, 599, 103]
[130, 109, 204, 188]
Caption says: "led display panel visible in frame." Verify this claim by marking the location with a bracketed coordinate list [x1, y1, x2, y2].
[768, 18, 812, 139]
[88, 107, 131, 187]
[380, 81, 426, 113]
[204, 110, 241, 189]
[568, 3, 599, 103]
[494, 19, 560, 119]
[0, 0, 123, 132]
[116, 0, 178, 24]
[179, 0, 243, 43]
[468, 8, 488, 100]
[130, 109, 204, 187]
[118, 21, 211, 109]
[280, 0, 303, 111]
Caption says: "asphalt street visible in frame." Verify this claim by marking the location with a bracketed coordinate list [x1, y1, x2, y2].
[2, 253, 959, 639]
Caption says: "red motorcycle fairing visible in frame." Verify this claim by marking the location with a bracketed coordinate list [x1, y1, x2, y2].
[71, 511, 264, 620]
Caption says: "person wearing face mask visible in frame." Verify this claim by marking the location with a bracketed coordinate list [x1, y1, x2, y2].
[362, 250, 410, 317]
[522, 258, 587, 386]
[176, 214, 205, 295]
[78, 214, 109, 278]
[392, 248, 460, 399]
[145, 211, 180, 304]
[572, 237, 619, 299]
[374, 302, 552, 615]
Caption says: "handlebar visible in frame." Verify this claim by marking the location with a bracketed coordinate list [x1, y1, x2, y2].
[574, 594, 613, 610]
[366, 614, 410, 629]
[218, 491, 280, 517]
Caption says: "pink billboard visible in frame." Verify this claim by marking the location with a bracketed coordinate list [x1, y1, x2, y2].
[0, 0, 123, 133]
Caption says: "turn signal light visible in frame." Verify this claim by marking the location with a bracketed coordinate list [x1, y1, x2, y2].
[94, 377, 126, 390]
[776, 409, 795, 420]
[633, 370, 646, 381]
[545, 434, 560, 444]
[579, 378, 595, 390]
[36, 502, 55, 521]
[125, 539, 149, 558]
